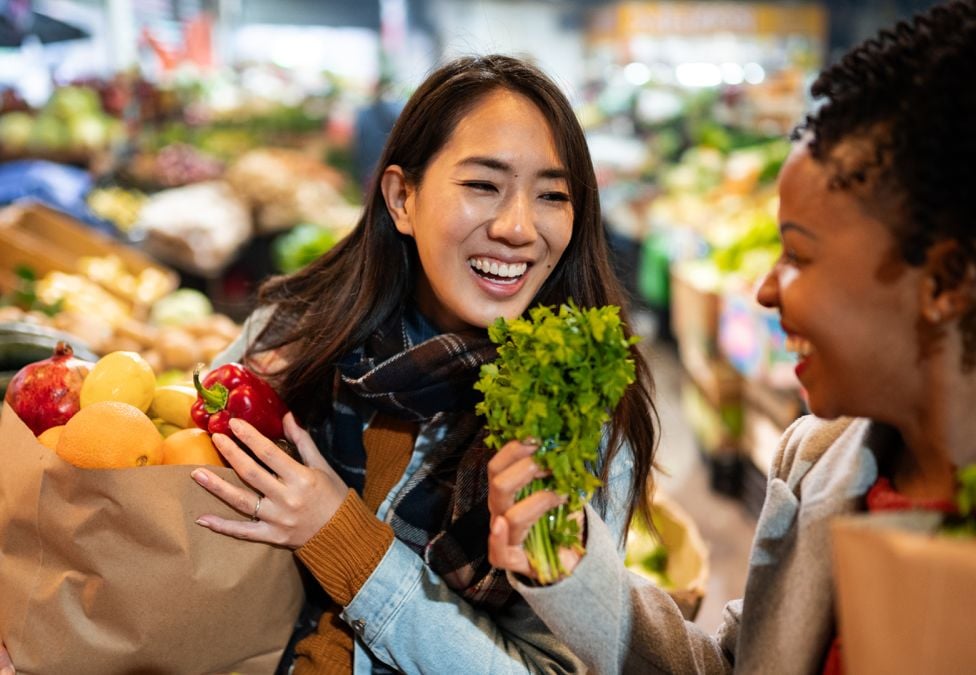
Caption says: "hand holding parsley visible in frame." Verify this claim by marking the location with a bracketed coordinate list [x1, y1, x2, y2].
[476, 301, 638, 583]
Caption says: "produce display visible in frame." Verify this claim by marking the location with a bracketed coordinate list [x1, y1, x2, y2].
[86, 186, 148, 233]
[1, 344, 286, 469]
[0, 86, 124, 162]
[135, 180, 253, 276]
[475, 301, 638, 583]
[1, 269, 240, 377]
[121, 143, 225, 190]
[225, 147, 358, 233]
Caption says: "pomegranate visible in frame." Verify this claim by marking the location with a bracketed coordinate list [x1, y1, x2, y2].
[4, 341, 95, 436]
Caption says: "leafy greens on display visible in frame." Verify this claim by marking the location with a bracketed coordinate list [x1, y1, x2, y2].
[475, 300, 638, 583]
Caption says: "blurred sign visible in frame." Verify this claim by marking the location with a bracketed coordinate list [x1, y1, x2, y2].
[590, 2, 827, 42]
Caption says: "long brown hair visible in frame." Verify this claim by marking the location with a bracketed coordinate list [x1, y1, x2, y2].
[252, 54, 658, 529]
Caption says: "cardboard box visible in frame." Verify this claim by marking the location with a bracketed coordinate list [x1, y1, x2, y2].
[670, 261, 722, 380]
[679, 364, 743, 457]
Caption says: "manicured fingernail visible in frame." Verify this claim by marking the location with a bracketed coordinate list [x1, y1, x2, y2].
[491, 517, 505, 535]
[195, 518, 209, 527]
[229, 418, 244, 431]
[191, 469, 208, 484]
[522, 437, 539, 447]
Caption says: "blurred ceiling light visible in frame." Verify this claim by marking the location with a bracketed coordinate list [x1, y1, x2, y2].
[720, 62, 744, 85]
[675, 62, 722, 88]
[623, 61, 651, 86]
[744, 62, 766, 84]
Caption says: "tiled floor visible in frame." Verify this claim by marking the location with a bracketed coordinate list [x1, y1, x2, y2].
[643, 337, 758, 632]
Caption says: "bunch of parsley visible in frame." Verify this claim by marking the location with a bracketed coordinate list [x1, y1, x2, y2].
[475, 300, 638, 583]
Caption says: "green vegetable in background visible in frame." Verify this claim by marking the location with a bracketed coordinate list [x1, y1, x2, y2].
[150, 288, 213, 327]
[0, 266, 63, 316]
[272, 223, 339, 273]
[475, 300, 638, 583]
[942, 465, 976, 537]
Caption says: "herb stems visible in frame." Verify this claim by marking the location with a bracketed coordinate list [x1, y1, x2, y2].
[476, 301, 638, 583]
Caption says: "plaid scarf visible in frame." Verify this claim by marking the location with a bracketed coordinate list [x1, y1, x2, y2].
[313, 310, 515, 610]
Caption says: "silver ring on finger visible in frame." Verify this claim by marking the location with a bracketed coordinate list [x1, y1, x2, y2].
[251, 496, 264, 522]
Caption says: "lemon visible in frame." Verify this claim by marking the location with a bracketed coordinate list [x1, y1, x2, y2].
[80, 351, 157, 412]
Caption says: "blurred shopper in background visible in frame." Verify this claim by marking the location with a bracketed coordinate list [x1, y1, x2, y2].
[488, 1, 976, 672]
[352, 72, 403, 192]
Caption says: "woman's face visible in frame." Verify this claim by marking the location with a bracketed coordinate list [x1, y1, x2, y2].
[383, 88, 573, 332]
[756, 141, 926, 421]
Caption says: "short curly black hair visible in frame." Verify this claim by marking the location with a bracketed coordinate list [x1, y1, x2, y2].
[796, 0, 976, 363]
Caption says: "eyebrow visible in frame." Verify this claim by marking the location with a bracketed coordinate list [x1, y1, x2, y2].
[780, 221, 818, 239]
[457, 156, 569, 181]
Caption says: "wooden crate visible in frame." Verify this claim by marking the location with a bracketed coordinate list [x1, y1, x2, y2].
[0, 202, 177, 302]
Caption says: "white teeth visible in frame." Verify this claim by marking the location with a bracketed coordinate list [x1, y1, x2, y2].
[785, 335, 814, 357]
[468, 258, 528, 278]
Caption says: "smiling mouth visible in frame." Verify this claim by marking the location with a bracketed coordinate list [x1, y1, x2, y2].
[468, 257, 529, 284]
[785, 334, 814, 358]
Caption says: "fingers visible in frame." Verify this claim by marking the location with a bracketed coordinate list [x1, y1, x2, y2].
[487, 440, 546, 518]
[190, 463, 269, 521]
[225, 418, 302, 482]
[503, 490, 566, 544]
[487, 438, 538, 478]
[194, 512, 280, 545]
[488, 516, 534, 578]
[284, 413, 329, 471]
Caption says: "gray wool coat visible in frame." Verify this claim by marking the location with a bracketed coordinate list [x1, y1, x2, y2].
[514, 415, 927, 674]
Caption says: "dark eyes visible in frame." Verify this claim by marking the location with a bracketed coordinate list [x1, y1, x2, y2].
[781, 248, 807, 266]
[541, 191, 571, 203]
[462, 182, 570, 203]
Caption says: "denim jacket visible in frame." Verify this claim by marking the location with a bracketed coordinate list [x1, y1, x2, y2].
[342, 425, 634, 674]
[218, 308, 636, 674]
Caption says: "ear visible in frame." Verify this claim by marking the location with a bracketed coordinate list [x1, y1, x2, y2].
[920, 240, 976, 324]
[380, 165, 415, 237]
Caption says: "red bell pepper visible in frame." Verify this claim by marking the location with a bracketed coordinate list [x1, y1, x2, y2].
[192, 363, 289, 441]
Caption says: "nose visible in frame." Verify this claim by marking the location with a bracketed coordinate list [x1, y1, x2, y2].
[487, 192, 537, 246]
[755, 265, 780, 309]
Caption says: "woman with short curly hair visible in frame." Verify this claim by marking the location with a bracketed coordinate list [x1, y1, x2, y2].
[487, 1, 976, 672]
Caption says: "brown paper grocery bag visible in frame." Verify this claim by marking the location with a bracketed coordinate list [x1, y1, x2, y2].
[0, 403, 304, 675]
[832, 513, 976, 675]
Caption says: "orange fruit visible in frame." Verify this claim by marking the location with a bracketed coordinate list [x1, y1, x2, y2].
[37, 424, 65, 450]
[161, 428, 226, 467]
[56, 401, 163, 469]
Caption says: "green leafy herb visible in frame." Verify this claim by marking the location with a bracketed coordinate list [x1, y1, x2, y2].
[475, 300, 638, 583]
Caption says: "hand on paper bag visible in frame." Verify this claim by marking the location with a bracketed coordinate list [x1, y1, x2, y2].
[486, 439, 583, 581]
[0, 638, 15, 675]
[192, 413, 348, 549]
